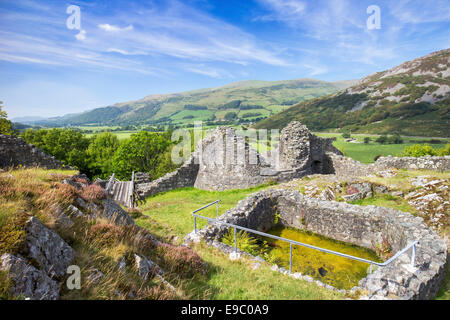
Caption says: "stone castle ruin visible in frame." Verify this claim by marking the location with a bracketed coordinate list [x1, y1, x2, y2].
[136, 121, 344, 197]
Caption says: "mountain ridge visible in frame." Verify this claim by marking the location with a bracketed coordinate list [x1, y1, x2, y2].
[24, 78, 354, 127]
[254, 49, 450, 137]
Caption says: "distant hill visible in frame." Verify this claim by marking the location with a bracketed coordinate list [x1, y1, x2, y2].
[11, 116, 46, 123]
[254, 49, 450, 137]
[30, 79, 353, 127]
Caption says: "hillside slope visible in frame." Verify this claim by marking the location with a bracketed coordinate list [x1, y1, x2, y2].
[32, 79, 353, 127]
[254, 49, 450, 137]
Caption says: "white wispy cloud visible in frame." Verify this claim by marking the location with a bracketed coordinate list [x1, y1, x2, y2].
[388, 0, 450, 24]
[254, 0, 307, 24]
[98, 24, 134, 32]
[303, 63, 328, 76]
[183, 64, 234, 79]
[0, 0, 288, 79]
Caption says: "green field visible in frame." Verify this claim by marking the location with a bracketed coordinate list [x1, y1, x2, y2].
[315, 132, 448, 163]
[84, 130, 138, 140]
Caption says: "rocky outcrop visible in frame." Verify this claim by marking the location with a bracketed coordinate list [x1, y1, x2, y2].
[101, 199, 136, 226]
[186, 189, 447, 300]
[134, 254, 163, 280]
[0, 134, 67, 170]
[22, 217, 75, 279]
[0, 254, 59, 300]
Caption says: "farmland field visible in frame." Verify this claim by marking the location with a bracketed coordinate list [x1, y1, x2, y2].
[315, 133, 449, 163]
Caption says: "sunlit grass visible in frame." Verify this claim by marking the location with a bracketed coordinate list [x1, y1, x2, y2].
[139, 185, 273, 239]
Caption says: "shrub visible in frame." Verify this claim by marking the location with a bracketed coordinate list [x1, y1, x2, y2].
[75, 177, 89, 186]
[222, 229, 262, 256]
[403, 144, 437, 157]
[224, 112, 238, 120]
[156, 243, 207, 277]
[39, 183, 79, 207]
[80, 184, 106, 202]
[437, 144, 450, 156]
[342, 132, 351, 139]
[88, 223, 123, 247]
[387, 134, 403, 144]
[375, 135, 388, 144]
[363, 137, 370, 144]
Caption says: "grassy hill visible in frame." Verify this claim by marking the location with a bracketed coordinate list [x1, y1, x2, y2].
[32, 79, 352, 127]
[254, 49, 450, 137]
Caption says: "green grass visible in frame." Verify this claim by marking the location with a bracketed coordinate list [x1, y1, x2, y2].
[181, 242, 343, 300]
[315, 132, 448, 163]
[348, 194, 417, 215]
[138, 185, 272, 238]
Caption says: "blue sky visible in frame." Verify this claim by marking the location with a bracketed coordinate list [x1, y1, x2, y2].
[0, 0, 449, 119]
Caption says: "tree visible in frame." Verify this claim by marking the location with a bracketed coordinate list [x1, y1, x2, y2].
[0, 101, 12, 135]
[21, 128, 90, 173]
[224, 112, 237, 121]
[387, 134, 403, 144]
[112, 131, 173, 180]
[375, 135, 388, 144]
[86, 132, 120, 179]
[342, 132, 351, 139]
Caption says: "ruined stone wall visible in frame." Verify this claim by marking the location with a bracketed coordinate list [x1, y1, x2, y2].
[324, 153, 373, 178]
[325, 153, 449, 179]
[136, 155, 199, 199]
[278, 122, 343, 174]
[194, 123, 343, 191]
[375, 155, 450, 171]
[194, 127, 274, 191]
[186, 189, 447, 300]
[0, 134, 66, 170]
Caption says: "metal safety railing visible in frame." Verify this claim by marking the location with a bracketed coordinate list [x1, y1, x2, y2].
[192, 200, 419, 275]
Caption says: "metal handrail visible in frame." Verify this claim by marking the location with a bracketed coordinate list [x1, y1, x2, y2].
[191, 201, 418, 274]
[192, 200, 221, 218]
